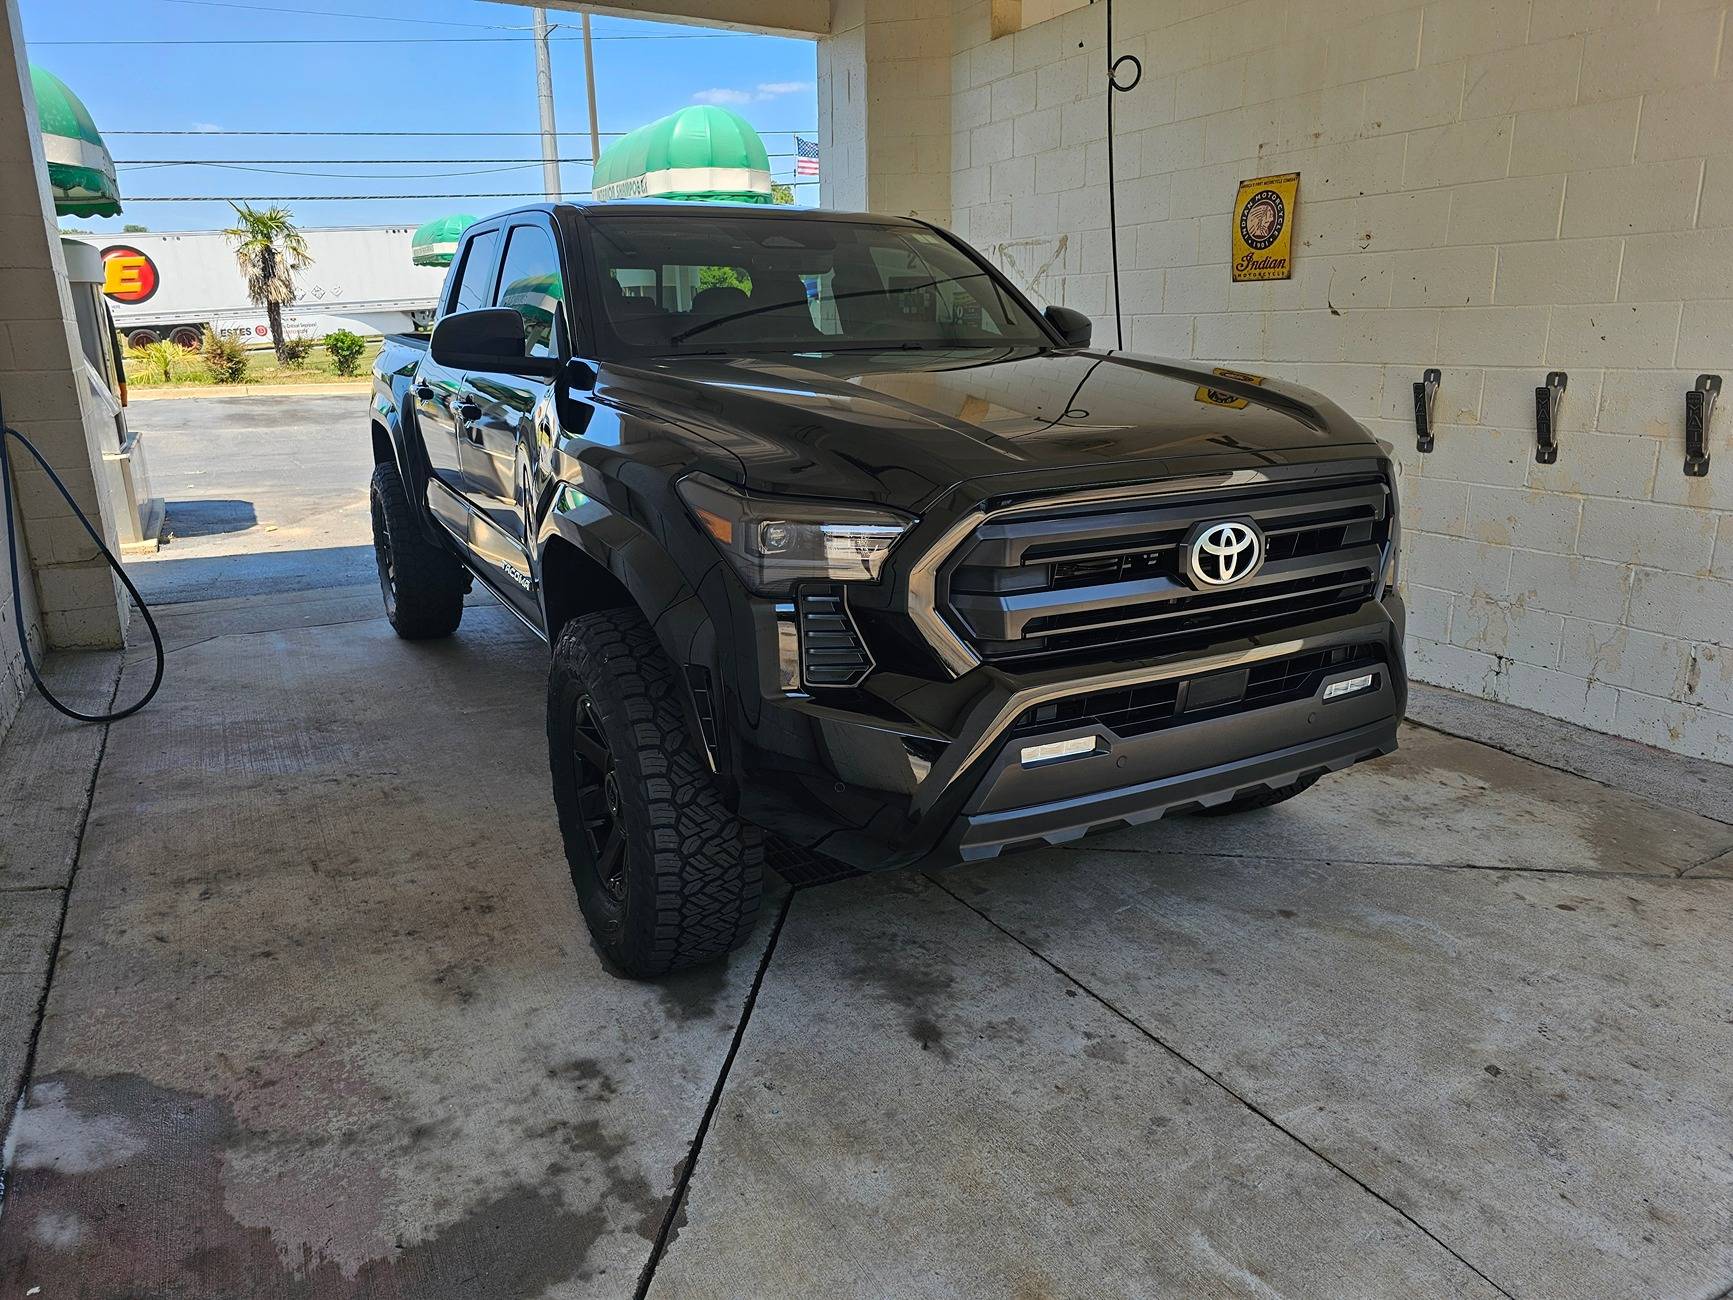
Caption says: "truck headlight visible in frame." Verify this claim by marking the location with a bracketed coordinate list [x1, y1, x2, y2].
[677, 472, 913, 594]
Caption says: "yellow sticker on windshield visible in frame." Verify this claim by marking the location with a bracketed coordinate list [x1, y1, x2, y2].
[1194, 367, 1266, 410]
[1231, 172, 1299, 282]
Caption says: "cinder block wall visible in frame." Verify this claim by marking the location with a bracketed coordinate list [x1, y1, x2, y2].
[0, 0, 126, 739]
[0, 463, 40, 738]
[946, 0, 1733, 762]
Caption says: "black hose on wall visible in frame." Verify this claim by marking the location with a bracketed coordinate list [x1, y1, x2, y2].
[1, 398, 163, 723]
[1104, 0, 1142, 351]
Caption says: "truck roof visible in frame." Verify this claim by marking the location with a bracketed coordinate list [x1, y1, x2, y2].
[481, 200, 926, 228]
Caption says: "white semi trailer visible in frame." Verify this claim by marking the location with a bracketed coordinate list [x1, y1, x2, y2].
[81, 224, 450, 349]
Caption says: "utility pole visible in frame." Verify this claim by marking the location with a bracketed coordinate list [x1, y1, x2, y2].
[533, 8, 560, 200]
[580, 12, 601, 175]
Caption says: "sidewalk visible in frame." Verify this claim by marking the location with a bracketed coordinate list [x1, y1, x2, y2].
[127, 380, 368, 400]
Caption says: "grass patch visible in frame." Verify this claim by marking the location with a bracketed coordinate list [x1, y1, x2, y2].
[125, 339, 385, 387]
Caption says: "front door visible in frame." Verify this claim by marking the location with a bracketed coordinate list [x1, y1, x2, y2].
[457, 222, 567, 616]
[420, 226, 501, 539]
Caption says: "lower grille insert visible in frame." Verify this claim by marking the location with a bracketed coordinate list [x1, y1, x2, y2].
[1010, 645, 1383, 740]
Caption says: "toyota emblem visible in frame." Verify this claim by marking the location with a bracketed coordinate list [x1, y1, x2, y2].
[1183, 519, 1264, 587]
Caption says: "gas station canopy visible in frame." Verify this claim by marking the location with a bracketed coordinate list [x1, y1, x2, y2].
[411, 213, 477, 267]
[32, 66, 120, 218]
[591, 105, 773, 204]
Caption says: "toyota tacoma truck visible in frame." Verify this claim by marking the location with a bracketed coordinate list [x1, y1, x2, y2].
[368, 202, 1405, 978]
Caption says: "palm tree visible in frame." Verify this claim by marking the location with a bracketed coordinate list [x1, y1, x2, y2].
[224, 203, 310, 362]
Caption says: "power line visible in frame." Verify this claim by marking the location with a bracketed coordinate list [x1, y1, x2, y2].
[112, 154, 799, 164]
[157, 0, 515, 28]
[35, 32, 747, 45]
[150, 0, 768, 35]
[115, 181, 822, 201]
[118, 157, 602, 165]
[104, 128, 816, 137]
[120, 162, 558, 179]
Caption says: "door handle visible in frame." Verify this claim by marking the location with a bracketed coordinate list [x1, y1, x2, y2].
[456, 400, 482, 422]
[413, 380, 434, 400]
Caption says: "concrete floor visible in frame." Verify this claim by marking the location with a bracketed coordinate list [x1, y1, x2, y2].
[1, 395, 1731, 1299]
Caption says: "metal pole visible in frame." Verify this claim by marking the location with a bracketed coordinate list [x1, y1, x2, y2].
[581, 12, 601, 175]
[533, 8, 560, 200]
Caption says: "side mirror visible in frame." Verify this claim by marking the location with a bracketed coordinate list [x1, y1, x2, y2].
[430, 307, 560, 377]
[1044, 305, 1093, 349]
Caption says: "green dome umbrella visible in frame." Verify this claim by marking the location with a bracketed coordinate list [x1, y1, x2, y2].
[411, 213, 476, 267]
[498, 270, 563, 344]
[592, 105, 772, 204]
[31, 66, 120, 218]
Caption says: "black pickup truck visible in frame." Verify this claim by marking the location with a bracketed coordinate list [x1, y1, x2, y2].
[369, 201, 1405, 977]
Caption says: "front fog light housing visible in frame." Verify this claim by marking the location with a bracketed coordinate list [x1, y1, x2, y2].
[678, 472, 913, 594]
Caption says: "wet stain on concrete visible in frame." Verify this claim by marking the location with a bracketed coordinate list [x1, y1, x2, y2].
[908, 1016, 947, 1057]
[844, 914, 961, 1064]
[655, 963, 730, 1024]
[0, 1072, 642, 1299]
[1372, 733, 1733, 875]
[1083, 1034, 1129, 1065]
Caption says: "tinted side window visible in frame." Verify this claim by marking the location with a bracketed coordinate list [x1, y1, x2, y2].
[494, 225, 565, 358]
[449, 229, 500, 316]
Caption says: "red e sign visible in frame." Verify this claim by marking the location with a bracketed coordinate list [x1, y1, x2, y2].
[100, 245, 160, 305]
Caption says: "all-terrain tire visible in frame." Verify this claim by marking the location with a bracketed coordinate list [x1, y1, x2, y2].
[369, 461, 467, 639]
[547, 608, 764, 978]
[1192, 773, 1320, 816]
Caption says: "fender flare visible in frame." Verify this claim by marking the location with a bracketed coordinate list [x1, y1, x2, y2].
[536, 502, 712, 663]
[538, 502, 730, 783]
[370, 389, 444, 544]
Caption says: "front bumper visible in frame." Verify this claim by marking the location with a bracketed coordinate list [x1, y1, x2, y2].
[727, 591, 1407, 873]
[953, 702, 1396, 863]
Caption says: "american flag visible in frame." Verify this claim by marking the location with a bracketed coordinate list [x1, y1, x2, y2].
[794, 136, 820, 177]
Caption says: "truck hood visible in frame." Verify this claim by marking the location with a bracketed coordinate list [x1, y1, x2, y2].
[597, 347, 1380, 513]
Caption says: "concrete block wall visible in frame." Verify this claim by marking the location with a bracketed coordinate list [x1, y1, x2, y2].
[0, 0, 125, 739]
[822, 0, 955, 222]
[944, 0, 1733, 762]
[0, 439, 41, 739]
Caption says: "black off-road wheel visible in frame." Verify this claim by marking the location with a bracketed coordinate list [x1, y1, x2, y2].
[1192, 773, 1320, 816]
[547, 608, 764, 978]
[369, 461, 467, 639]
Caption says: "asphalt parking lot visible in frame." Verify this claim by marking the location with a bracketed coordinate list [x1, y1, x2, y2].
[1, 394, 1730, 1298]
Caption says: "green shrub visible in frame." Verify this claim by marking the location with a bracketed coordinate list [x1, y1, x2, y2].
[200, 327, 249, 384]
[134, 340, 181, 383]
[324, 329, 366, 376]
[280, 335, 314, 368]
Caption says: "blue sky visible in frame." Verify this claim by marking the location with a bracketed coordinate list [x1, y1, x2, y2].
[28, 0, 818, 234]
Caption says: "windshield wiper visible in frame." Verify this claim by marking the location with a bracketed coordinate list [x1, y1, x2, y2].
[666, 271, 1013, 346]
[666, 295, 814, 345]
[810, 341, 984, 352]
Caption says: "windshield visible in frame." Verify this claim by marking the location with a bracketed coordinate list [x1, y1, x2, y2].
[584, 213, 1050, 356]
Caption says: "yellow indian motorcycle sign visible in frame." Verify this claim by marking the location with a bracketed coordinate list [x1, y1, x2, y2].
[1231, 172, 1299, 282]
[1194, 367, 1267, 410]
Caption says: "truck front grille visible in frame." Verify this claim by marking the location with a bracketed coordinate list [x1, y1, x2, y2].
[943, 475, 1390, 668]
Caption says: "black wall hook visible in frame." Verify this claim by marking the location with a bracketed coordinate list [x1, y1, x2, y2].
[1685, 374, 1719, 477]
[1534, 371, 1566, 464]
[1413, 368, 1440, 453]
